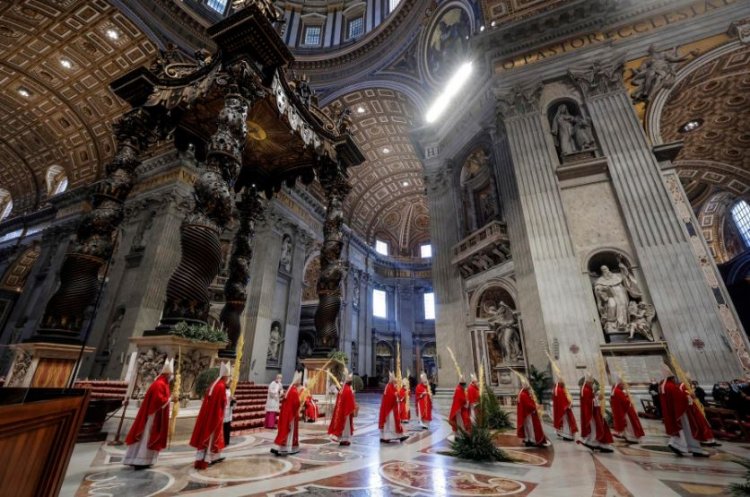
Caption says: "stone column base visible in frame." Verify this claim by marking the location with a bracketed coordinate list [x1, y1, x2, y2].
[5, 342, 95, 388]
[129, 335, 228, 400]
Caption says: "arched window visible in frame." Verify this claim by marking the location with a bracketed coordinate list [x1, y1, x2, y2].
[0, 188, 12, 221]
[46, 165, 68, 196]
[731, 200, 750, 248]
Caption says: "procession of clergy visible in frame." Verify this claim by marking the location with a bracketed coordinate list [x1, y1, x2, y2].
[120, 355, 721, 471]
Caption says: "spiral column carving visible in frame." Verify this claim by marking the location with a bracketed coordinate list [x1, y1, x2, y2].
[158, 80, 254, 329]
[313, 162, 351, 352]
[219, 186, 266, 357]
[36, 108, 156, 341]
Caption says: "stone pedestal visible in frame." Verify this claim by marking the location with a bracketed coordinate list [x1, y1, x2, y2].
[5, 342, 95, 388]
[601, 341, 668, 386]
[128, 335, 227, 399]
[300, 357, 333, 395]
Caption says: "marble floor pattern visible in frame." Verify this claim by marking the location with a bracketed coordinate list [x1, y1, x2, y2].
[61, 394, 750, 497]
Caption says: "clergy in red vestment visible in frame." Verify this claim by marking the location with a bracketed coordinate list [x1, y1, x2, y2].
[399, 378, 411, 423]
[415, 373, 432, 429]
[517, 377, 549, 447]
[124, 358, 173, 469]
[301, 380, 319, 422]
[272, 370, 302, 455]
[379, 372, 407, 443]
[610, 373, 645, 444]
[580, 372, 613, 453]
[328, 370, 357, 446]
[552, 380, 578, 442]
[467, 374, 480, 426]
[191, 361, 230, 469]
[448, 375, 471, 433]
[681, 380, 719, 447]
[659, 364, 710, 456]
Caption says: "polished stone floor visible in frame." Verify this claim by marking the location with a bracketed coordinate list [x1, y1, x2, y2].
[61, 394, 750, 496]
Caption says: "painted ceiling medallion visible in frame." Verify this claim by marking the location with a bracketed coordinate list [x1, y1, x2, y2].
[424, 5, 473, 84]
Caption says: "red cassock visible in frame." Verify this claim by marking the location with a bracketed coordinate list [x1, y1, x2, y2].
[378, 382, 404, 435]
[448, 384, 471, 432]
[516, 388, 546, 444]
[467, 383, 480, 408]
[552, 382, 578, 434]
[328, 383, 356, 438]
[125, 374, 171, 451]
[304, 396, 318, 422]
[660, 377, 688, 436]
[399, 386, 410, 422]
[190, 377, 227, 462]
[275, 384, 300, 448]
[580, 383, 613, 444]
[610, 384, 645, 437]
[680, 384, 714, 441]
[415, 383, 432, 421]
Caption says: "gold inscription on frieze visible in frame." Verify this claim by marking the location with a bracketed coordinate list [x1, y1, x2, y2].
[495, 0, 736, 73]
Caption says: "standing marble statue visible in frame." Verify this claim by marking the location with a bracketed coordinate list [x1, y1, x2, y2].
[631, 45, 697, 103]
[551, 104, 577, 156]
[486, 301, 523, 364]
[267, 322, 283, 363]
[279, 235, 292, 272]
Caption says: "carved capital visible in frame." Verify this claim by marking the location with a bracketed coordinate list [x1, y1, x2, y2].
[495, 83, 543, 120]
[568, 54, 627, 99]
[730, 18, 750, 45]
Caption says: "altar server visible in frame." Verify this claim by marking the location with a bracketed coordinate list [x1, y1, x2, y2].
[265, 374, 284, 429]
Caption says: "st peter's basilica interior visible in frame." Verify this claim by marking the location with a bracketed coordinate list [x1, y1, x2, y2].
[1, 0, 750, 496]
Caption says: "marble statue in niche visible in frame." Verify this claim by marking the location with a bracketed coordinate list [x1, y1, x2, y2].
[130, 210, 156, 252]
[298, 337, 313, 358]
[279, 234, 292, 272]
[485, 301, 523, 364]
[351, 276, 360, 310]
[630, 45, 697, 104]
[267, 321, 284, 364]
[550, 101, 597, 160]
[592, 256, 656, 341]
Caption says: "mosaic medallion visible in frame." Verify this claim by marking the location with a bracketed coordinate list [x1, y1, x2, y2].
[190, 456, 292, 483]
[379, 461, 526, 496]
[78, 468, 172, 497]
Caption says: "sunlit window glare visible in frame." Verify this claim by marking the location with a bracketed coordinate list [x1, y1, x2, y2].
[425, 61, 473, 123]
[373, 289, 387, 318]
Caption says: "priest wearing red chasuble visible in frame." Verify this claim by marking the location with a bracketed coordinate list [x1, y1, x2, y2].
[659, 364, 710, 456]
[680, 381, 719, 447]
[328, 371, 357, 446]
[467, 374, 480, 426]
[516, 378, 549, 447]
[610, 373, 644, 444]
[415, 373, 432, 429]
[552, 380, 577, 442]
[399, 378, 411, 423]
[124, 358, 173, 469]
[379, 372, 406, 443]
[191, 361, 230, 469]
[580, 373, 613, 453]
[448, 376, 471, 433]
[272, 370, 302, 455]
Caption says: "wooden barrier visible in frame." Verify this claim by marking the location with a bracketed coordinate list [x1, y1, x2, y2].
[0, 388, 89, 497]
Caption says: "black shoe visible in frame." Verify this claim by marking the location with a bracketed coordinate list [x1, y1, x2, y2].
[270, 448, 279, 455]
[581, 442, 597, 451]
[210, 457, 225, 466]
[691, 451, 710, 458]
[667, 444, 685, 457]
[598, 447, 614, 453]
[399, 436, 409, 442]
[701, 441, 722, 447]
[524, 441, 534, 447]
[132, 465, 151, 471]
[380, 439, 389, 444]
[339, 441, 351, 446]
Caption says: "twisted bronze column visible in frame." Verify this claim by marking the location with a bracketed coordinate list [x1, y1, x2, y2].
[219, 186, 265, 357]
[36, 109, 156, 341]
[313, 162, 351, 352]
[158, 89, 250, 328]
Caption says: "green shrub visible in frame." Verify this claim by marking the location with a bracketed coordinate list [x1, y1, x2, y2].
[351, 374, 364, 392]
[528, 365, 551, 403]
[480, 391, 513, 431]
[327, 350, 349, 379]
[449, 427, 514, 462]
[170, 321, 228, 344]
[194, 367, 220, 398]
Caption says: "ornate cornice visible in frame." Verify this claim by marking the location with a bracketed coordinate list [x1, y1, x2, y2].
[495, 83, 543, 119]
[568, 54, 628, 98]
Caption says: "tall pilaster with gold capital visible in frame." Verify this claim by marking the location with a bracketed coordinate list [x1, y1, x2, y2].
[423, 152, 466, 386]
[33, 108, 158, 343]
[569, 57, 750, 380]
[313, 162, 351, 354]
[494, 85, 602, 379]
[157, 86, 252, 331]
